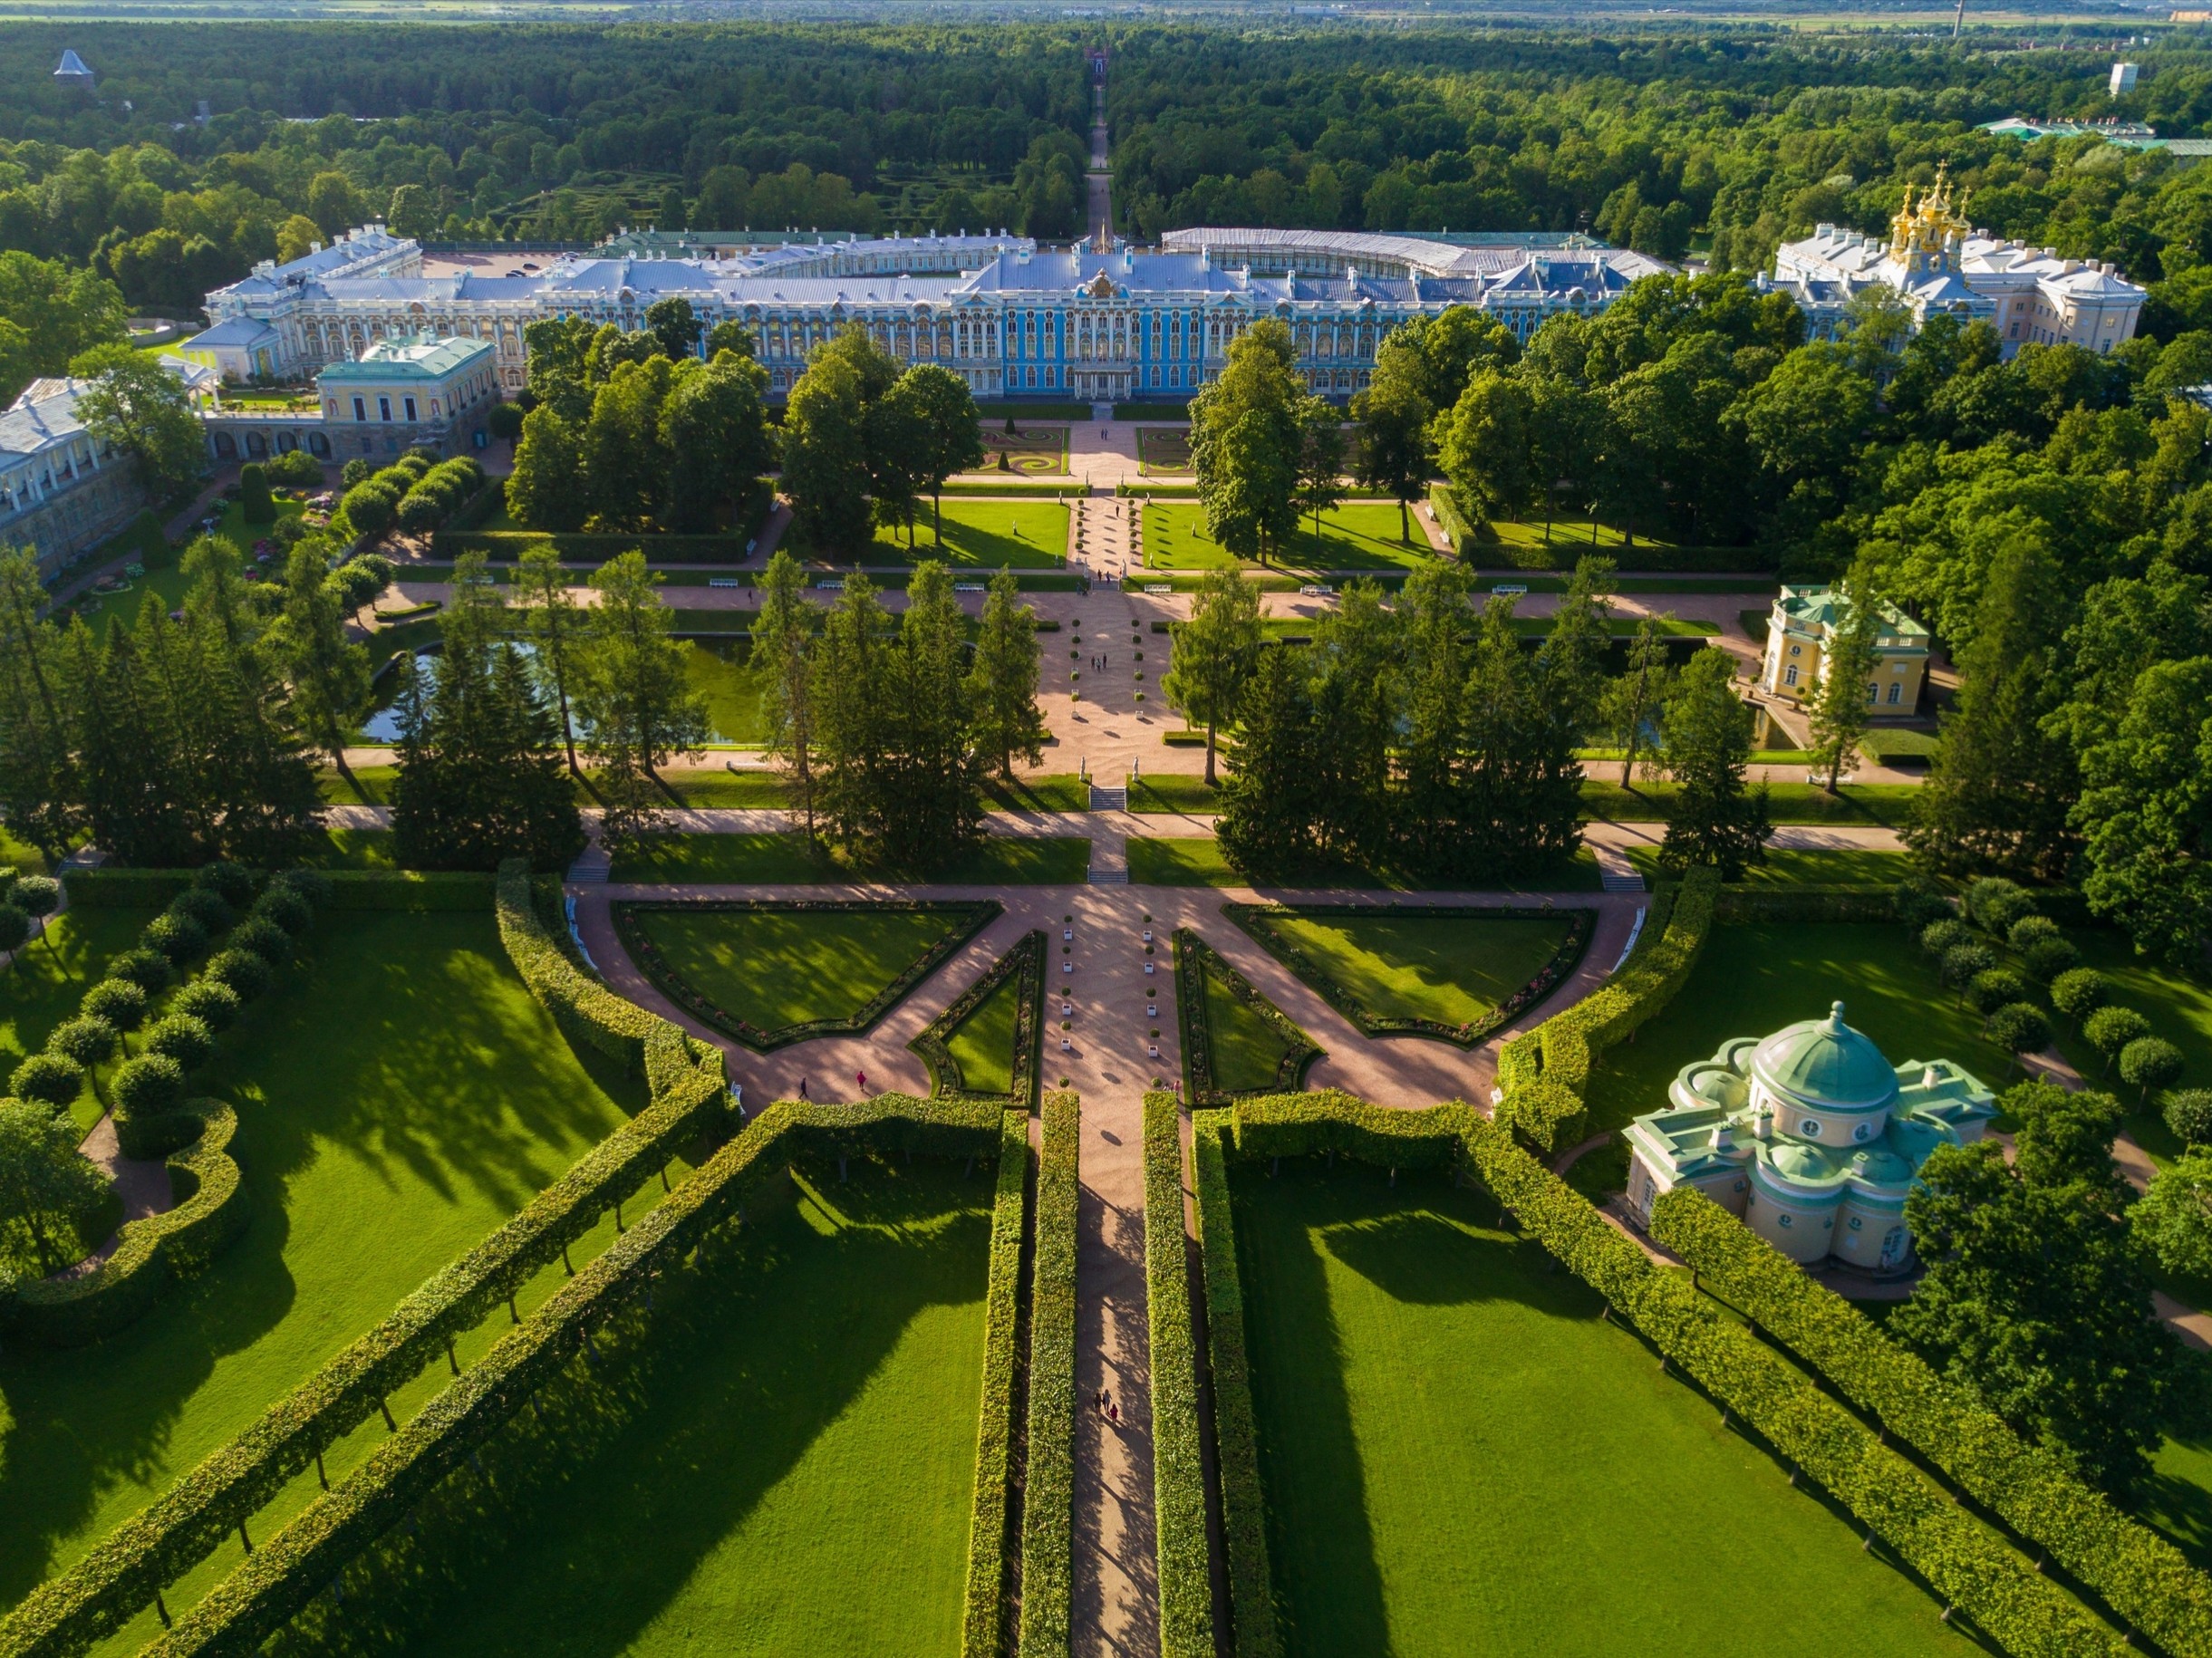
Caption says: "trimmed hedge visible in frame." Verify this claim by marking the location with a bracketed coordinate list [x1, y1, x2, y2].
[1461, 1116, 2123, 1658]
[0, 866, 734, 1658]
[613, 899, 1000, 1051]
[1714, 889, 1904, 924]
[1223, 901, 1593, 1047]
[1, 1104, 246, 1347]
[913, 930, 1047, 1107]
[1192, 1111, 1279, 1658]
[1173, 930, 1324, 1106]
[1019, 1089, 1081, 1658]
[962, 1108, 1032, 1658]
[1492, 868, 1717, 1151]
[137, 1094, 1005, 1658]
[61, 869, 494, 913]
[1427, 481, 1478, 555]
[1228, 1091, 1465, 1170]
[1651, 1188, 2212, 1657]
[1143, 1089, 1214, 1658]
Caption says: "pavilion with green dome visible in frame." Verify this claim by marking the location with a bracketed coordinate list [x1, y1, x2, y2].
[1622, 1002, 1997, 1276]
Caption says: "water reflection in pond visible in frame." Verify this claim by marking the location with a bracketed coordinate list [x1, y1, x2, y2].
[362, 637, 767, 746]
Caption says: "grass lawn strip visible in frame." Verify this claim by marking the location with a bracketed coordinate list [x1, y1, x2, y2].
[1143, 501, 1434, 574]
[1125, 837, 1604, 892]
[608, 832, 1092, 885]
[1226, 1155, 1967, 1656]
[1174, 930, 1323, 1105]
[614, 899, 1000, 1052]
[1223, 902, 1591, 1046]
[0, 900, 663, 1649]
[911, 930, 1047, 1104]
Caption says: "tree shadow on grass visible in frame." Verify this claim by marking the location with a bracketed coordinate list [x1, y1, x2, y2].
[272, 1157, 992, 1658]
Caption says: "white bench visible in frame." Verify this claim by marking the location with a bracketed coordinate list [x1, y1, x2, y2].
[708, 576, 741, 589]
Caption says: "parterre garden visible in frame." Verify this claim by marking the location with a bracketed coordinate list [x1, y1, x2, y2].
[0, 872, 1078, 1658]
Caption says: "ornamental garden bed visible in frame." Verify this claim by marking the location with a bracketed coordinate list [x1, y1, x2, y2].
[1212, 1153, 1973, 1656]
[978, 423, 1071, 476]
[910, 930, 1047, 1104]
[1223, 902, 1593, 1047]
[613, 899, 999, 1051]
[1173, 930, 1323, 1104]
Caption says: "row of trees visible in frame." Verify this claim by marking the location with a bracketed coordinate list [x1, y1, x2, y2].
[1188, 322, 1348, 562]
[751, 550, 1043, 870]
[507, 304, 774, 535]
[1186, 561, 1769, 883]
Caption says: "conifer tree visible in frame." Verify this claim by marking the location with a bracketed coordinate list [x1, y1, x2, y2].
[1307, 577, 1397, 863]
[1217, 645, 1323, 880]
[575, 552, 708, 845]
[811, 573, 893, 848]
[967, 565, 1045, 780]
[1461, 596, 1543, 876]
[753, 549, 821, 837]
[1658, 646, 1771, 876]
[1398, 561, 1472, 874]
[1600, 612, 1676, 787]
[1808, 570, 1883, 793]
[1292, 396, 1346, 561]
[275, 539, 371, 801]
[888, 561, 983, 868]
[0, 550, 77, 858]
[514, 545, 584, 773]
[1162, 567, 1261, 787]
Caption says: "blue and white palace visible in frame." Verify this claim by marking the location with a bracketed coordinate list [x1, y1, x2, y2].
[189, 225, 1672, 402]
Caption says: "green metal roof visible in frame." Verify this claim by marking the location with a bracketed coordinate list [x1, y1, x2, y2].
[320, 334, 495, 384]
[1751, 1002, 1901, 1113]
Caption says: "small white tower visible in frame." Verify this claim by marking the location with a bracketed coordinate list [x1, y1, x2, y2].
[2111, 62, 2140, 96]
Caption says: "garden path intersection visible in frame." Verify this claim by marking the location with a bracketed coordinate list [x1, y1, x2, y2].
[570, 877, 1645, 1657]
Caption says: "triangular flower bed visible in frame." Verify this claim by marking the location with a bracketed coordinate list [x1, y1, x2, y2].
[910, 930, 1047, 1105]
[1173, 929, 1323, 1105]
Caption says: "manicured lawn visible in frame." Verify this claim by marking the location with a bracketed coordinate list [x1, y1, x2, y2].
[1624, 846, 1915, 888]
[1231, 1161, 1965, 1656]
[1487, 516, 1677, 553]
[0, 910, 643, 1606]
[943, 969, 1023, 1096]
[343, 1158, 990, 1658]
[1144, 502, 1435, 574]
[1126, 836, 1604, 892]
[610, 833, 1092, 885]
[0, 828, 47, 876]
[1203, 966, 1312, 1094]
[318, 765, 790, 809]
[1253, 911, 1579, 1030]
[2047, 928, 2212, 1167]
[297, 827, 401, 869]
[1580, 921, 2016, 1148]
[984, 773, 1091, 814]
[1128, 775, 1220, 815]
[1579, 780, 1918, 828]
[0, 908, 161, 1133]
[848, 500, 1068, 568]
[622, 903, 980, 1043]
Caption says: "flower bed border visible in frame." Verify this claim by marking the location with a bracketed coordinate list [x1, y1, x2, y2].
[1221, 901, 1594, 1047]
[613, 898, 1000, 1052]
[1172, 930, 1324, 1106]
[912, 930, 1048, 1107]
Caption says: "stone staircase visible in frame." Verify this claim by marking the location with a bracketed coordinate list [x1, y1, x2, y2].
[1592, 843, 1646, 893]
[1087, 781, 1128, 812]
[566, 843, 611, 884]
[1087, 836, 1129, 883]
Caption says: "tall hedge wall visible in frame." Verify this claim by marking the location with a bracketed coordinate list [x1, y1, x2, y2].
[1652, 1189, 2212, 1658]
[962, 1109, 1032, 1658]
[1019, 1090, 1082, 1658]
[1143, 1089, 1214, 1658]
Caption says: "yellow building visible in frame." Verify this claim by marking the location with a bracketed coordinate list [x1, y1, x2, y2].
[1759, 584, 1930, 713]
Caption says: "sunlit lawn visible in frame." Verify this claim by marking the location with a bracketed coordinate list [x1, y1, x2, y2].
[855, 499, 1069, 567]
[1200, 959, 1315, 1094]
[1125, 837, 1604, 892]
[1248, 911, 1579, 1031]
[941, 969, 1024, 1096]
[610, 833, 1091, 885]
[0, 908, 161, 1136]
[1144, 502, 1436, 574]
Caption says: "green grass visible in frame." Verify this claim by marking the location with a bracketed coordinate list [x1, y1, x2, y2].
[982, 774, 1091, 815]
[1230, 1160, 1966, 1656]
[1126, 837, 1604, 892]
[0, 909, 161, 1134]
[318, 765, 789, 809]
[0, 828, 48, 876]
[610, 834, 1092, 885]
[1580, 921, 2016, 1147]
[1203, 967, 1311, 1094]
[1144, 502, 1436, 574]
[295, 828, 401, 869]
[685, 639, 771, 744]
[329, 1158, 990, 1658]
[1486, 516, 1679, 553]
[1258, 911, 1579, 1030]
[1129, 776, 1222, 815]
[824, 500, 1068, 568]
[1624, 846, 1915, 888]
[943, 970, 1023, 1096]
[623, 904, 979, 1042]
[0, 909, 644, 1608]
[1579, 780, 1918, 827]
[2046, 929, 2212, 1169]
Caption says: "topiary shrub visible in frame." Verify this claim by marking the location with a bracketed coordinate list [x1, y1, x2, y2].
[82, 978, 149, 1033]
[2023, 936, 2081, 982]
[2120, 1037, 2186, 1104]
[47, 1016, 117, 1076]
[251, 885, 313, 937]
[142, 1013, 216, 1071]
[271, 867, 332, 910]
[172, 978, 241, 1032]
[14, 874, 58, 922]
[140, 911, 209, 967]
[2050, 968, 2111, 1022]
[194, 861, 257, 908]
[393, 493, 442, 535]
[238, 460, 275, 525]
[204, 948, 272, 1000]
[9, 1051, 82, 1111]
[0, 901, 28, 956]
[1920, 918, 1970, 957]
[1965, 876, 2036, 935]
[1894, 879, 1953, 932]
[2085, 1007, 2153, 1072]
[169, 886, 234, 932]
[340, 483, 397, 539]
[106, 947, 171, 995]
[1985, 1001, 2053, 1057]
[2007, 915, 2063, 953]
[227, 914, 293, 965]
[1968, 967, 2033, 1016]
[1941, 940, 1995, 990]
[112, 1054, 187, 1118]
[342, 457, 373, 487]
[2165, 1089, 2212, 1148]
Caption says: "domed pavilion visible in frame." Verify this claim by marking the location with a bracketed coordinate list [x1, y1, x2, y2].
[1622, 1002, 1995, 1276]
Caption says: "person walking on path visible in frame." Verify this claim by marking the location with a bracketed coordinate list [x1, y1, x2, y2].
[797, 1075, 808, 1101]
[856, 1068, 868, 1095]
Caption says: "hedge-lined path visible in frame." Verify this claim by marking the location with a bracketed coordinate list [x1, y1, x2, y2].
[54, 1113, 173, 1279]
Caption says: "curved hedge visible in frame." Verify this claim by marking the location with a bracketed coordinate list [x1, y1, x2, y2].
[1492, 866, 1717, 1151]
[0, 865, 734, 1658]
[1651, 1188, 2212, 1658]
[1143, 1089, 1214, 1658]
[3, 1104, 246, 1348]
[1019, 1089, 1081, 1658]
[962, 1108, 1032, 1658]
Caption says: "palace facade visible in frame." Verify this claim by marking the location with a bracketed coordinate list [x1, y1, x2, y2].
[191, 226, 1670, 403]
